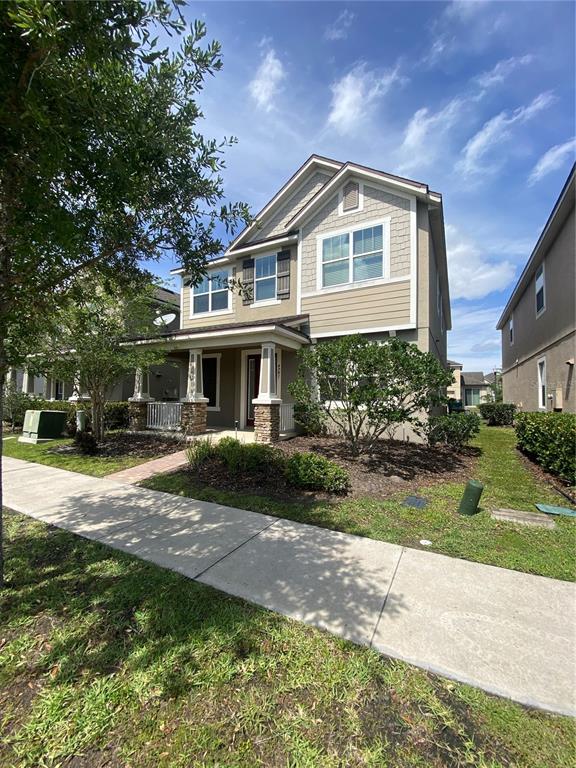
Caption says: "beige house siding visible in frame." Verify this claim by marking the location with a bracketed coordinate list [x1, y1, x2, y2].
[181, 247, 298, 330]
[302, 280, 411, 336]
[502, 331, 575, 413]
[246, 171, 335, 243]
[501, 205, 575, 412]
[300, 182, 412, 295]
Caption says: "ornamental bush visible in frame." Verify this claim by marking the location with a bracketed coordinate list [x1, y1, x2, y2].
[216, 437, 283, 475]
[478, 402, 516, 426]
[515, 412, 576, 484]
[426, 412, 481, 450]
[285, 452, 350, 494]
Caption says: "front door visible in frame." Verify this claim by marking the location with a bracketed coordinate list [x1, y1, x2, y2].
[246, 354, 261, 427]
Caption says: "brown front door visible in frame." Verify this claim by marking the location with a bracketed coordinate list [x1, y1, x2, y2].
[246, 354, 261, 427]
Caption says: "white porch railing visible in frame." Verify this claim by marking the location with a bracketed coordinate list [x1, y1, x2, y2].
[147, 402, 182, 431]
[280, 403, 295, 433]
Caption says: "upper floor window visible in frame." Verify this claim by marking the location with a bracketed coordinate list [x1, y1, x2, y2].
[192, 269, 229, 315]
[255, 253, 277, 301]
[535, 263, 545, 316]
[537, 357, 547, 410]
[320, 223, 385, 289]
[509, 314, 514, 345]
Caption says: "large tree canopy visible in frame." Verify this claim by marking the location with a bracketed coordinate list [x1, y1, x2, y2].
[0, 0, 250, 583]
[0, 0, 250, 367]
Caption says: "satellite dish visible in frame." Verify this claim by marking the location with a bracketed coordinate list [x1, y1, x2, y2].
[153, 312, 176, 327]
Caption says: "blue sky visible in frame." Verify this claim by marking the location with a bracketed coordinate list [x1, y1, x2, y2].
[154, 0, 575, 374]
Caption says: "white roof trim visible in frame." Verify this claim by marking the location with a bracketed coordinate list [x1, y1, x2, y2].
[226, 233, 298, 257]
[228, 156, 342, 251]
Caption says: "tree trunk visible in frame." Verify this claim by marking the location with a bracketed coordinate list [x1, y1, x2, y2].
[92, 398, 105, 443]
[0, 357, 6, 586]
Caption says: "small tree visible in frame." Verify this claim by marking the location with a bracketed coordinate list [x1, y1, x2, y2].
[289, 335, 453, 456]
[35, 283, 165, 443]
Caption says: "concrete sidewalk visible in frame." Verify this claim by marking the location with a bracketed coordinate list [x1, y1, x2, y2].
[3, 456, 575, 717]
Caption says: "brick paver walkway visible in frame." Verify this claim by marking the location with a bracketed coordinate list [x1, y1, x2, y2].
[107, 449, 189, 484]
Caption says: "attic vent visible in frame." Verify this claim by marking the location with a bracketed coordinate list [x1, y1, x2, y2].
[342, 181, 359, 211]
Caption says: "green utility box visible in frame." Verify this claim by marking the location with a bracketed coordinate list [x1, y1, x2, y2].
[19, 410, 67, 444]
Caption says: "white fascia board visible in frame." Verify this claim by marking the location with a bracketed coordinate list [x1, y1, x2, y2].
[170, 256, 230, 277]
[229, 156, 342, 251]
[125, 324, 308, 351]
[226, 234, 298, 258]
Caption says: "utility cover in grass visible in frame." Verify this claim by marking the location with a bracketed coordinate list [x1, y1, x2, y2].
[491, 508, 556, 529]
[403, 496, 428, 509]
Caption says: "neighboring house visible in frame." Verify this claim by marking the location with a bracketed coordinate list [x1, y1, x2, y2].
[447, 359, 463, 401]
[497, 164, 575, 413]
[7, 287, 181, 403]
[126, 155, 451, 442]
[460, 371, 492, 407]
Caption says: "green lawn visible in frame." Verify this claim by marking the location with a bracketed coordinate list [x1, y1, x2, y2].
[1, 509, 574, 768]
[143, 426, 576, 581]
[2, 436, 158, 477]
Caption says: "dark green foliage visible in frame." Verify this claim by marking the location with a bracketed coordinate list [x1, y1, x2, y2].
[289, 335, 453, 455]
[515, 412, 576, 484]
[216, 437, 283, 475]
[427, 413, 481, 450]
[478, 403, 516, 426]
[285, 452, 350, 494]
[1, 394, 130, 434]
[1, 385, 37, 429]
[186, 437, 217, 470]
[73, 429, 98, 455]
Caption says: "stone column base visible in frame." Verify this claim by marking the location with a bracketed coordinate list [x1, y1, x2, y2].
[254, 403, 280, 443]
[128, 401, 148, 431]
[181, 401, 208, 436]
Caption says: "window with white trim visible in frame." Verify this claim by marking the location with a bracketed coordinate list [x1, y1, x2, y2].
[192, 269, 229, 314]
[509, 314, 514, 345]
[537, 358, 547, 410]
[255, 253, 277, 301]
[535, 263, 545, 316]
[321, 224, 384, 288]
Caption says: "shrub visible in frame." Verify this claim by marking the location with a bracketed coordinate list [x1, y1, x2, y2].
[216, 437, 283, 475]
[73, 429, 98, 455]
[104, 402, 130, 430]
[2, 387, 39, 429]
[187, 437, 216, 470]
[285, 452, 349, 494]
[478, 402, 516, 426]
[427, 412, 481, 450]
[515, 412, 576, 484]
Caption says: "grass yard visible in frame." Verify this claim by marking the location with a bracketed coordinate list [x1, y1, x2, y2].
[1, 509, 574, 768]
[2, 432, 181, 478]
[144, 426, 576, 581]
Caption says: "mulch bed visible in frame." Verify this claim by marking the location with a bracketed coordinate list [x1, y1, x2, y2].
[192, 436, 479, 502]
[516, 448, 576, 506]
[48, 431, 184, 459]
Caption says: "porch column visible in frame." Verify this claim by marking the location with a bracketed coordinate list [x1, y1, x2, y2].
[180, 349, 208, 436]
[68, 372, 90, 402]
[128, 367, 154, 431]
[253, 342, 281, 443]
[22, 369, 35, 395]
[45, 377, 54, 401]
[5, 367, 18, 391]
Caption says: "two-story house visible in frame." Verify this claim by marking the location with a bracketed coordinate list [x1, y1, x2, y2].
[128, 155, 451, 442]
[497, 164, 575, 413]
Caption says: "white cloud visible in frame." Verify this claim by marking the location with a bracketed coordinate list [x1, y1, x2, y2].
[248, 48, 286, 112]
[327, 62, 404, 135]
[397, 97, 465, 173]
[445, 0, 490, 22]
[475, 55, 533, 89]
[448, 303, 504, 373]
[446, 224, 516, 300]
[324, 9, 355, 41]
[458, 92, 556, 177]
[528, 138, 576, 185]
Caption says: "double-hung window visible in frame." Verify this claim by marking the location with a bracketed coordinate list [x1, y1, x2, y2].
[537, 358, 547, 410]
[192, 269, 229, 315]
[255, 254, 277, 301]
[320, 223, 385, 289]
[535, 263, 545, 316]
[509, 314, 514, 345]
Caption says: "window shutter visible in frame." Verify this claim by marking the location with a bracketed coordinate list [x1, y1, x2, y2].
[276, 250, 291, 299]
[242, 258, 254, 305]
[342, 181, 359, 211]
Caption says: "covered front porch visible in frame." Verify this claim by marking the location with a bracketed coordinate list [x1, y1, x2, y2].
[126, 320, 308, 442]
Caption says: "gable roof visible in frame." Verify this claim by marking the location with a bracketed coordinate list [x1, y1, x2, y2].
[460, 371, 489, 386]
[496, 163, 575, 329]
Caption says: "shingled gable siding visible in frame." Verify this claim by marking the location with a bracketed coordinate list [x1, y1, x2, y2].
[300, 183, 412, 294]
[246, 171, 335, 244]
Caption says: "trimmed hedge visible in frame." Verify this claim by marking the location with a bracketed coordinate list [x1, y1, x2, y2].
[478, 402, 516, 426]
[515, 412, 576, 484]
[1, 392, 130, 434]
[426, 412, 481, 450]
[187, 437, 350, 494]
